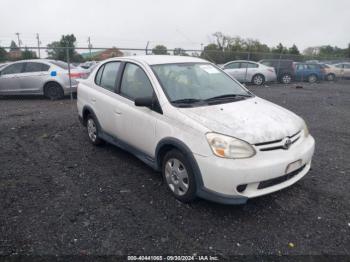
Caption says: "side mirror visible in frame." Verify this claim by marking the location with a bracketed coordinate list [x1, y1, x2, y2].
[134, 96, 153, 108]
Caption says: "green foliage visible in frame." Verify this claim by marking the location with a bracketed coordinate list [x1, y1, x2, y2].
[152, 45, 168, 55]
[201, 32, 349, 64]
[271, 43, 288, 54]
[173, 48, 188, 56]
[288, 44, 300, 55]
[10, 41, 19, 51]
[21, 47, 37, 60]
[47, 34, 83, 62]
[0, 46, 7, 62]
[201, 43, 225, 63]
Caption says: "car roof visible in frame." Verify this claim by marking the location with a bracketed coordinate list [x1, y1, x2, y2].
[225, 60, 258, 63]
[5, 59, 54, 64]
[106, 55, 208, 65]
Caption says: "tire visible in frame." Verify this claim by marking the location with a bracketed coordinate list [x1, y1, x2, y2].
[86, 114, 104, 146]
[162, 149, 197, 203]
[252, 74, 265, 86]
[280, 73, 292, 84]
[44, 82, 64, 100]
[308, 74, 317, 83]
[326, 73, 336, 81]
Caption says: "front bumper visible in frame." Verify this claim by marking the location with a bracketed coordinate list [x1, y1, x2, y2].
[194, 135, 315, 203]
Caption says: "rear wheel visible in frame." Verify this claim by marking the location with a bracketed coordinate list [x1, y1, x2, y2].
[252, 74, 265, 86]
[280, 74, 292, 84]
[86, 115, 104, 146]
[308, 74, 317, 83]
[162, 149, 197, 203]
[44, 82, 64, 100]
[326, 73, 335, 81]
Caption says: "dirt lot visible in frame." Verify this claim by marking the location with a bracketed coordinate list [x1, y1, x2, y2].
[0, 81, 349, 258]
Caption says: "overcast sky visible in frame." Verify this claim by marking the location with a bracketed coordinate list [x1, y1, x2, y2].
[0, 0, 349, 52]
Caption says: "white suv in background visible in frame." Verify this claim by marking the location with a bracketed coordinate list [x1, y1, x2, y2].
[77, 55, 315, 204]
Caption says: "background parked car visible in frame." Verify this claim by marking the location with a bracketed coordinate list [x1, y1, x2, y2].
[320, 63, 342, 81]
[259, 59, 295, 84]
[333, 62, 350, 79]
[294, 63, 326, 83]
[221, 60, 276, 86]
[0, 59, 87, 99]
[0, 63, 8, 69]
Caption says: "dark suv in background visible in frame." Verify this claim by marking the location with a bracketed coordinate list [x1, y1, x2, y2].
[259, 59, 295, 84]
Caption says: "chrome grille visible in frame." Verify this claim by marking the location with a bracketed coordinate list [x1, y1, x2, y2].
[255, 131, 301, 151]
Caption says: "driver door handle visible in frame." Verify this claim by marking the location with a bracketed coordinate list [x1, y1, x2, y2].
[114, 109, 121, 115]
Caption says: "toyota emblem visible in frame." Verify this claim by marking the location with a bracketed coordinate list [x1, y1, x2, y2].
[283, 138, 292, 150]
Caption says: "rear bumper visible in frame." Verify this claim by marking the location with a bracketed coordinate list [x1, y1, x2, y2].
[265, 72, 277, 82]
[63, 84, 77, 95]
[194, 135, 315, 202]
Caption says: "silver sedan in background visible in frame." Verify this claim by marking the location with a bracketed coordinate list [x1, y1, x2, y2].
[221, 60, 277, 85]
[0, 59, 88, 99]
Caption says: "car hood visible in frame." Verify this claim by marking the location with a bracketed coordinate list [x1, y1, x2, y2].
[178, 97, 304, 144]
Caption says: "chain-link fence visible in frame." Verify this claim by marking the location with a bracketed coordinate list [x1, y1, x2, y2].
[1, 45, 350, 98]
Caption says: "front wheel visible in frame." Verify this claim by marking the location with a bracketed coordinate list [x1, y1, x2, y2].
[280, 74, 292, 84]
[162, 150, 197, 203]
[252, 74, 265, 86]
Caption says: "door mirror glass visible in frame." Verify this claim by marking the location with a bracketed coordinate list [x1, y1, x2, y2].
[134, 96, 153, 108]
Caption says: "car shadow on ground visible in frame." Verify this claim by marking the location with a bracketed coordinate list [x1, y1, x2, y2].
[99, 136, 292, 214]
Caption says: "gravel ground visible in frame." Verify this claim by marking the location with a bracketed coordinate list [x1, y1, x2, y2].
[0, 80, 349, 259]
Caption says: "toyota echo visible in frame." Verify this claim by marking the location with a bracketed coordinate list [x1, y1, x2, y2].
[77, 55, 315, 204]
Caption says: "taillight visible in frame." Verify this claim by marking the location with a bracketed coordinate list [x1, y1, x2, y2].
[69, 72, 83, 79]
[267, 68, 274, 73]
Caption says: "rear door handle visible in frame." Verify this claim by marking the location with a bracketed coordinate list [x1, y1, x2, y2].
[91, 98, 96, 102]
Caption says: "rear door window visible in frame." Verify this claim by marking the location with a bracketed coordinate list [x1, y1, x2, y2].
[307, 64, 317, 70]
[224, 62, 240, 69]
[1, 63, 24, 75]
[98, 62, 121, 91]
[24, 62, 50, 73]
[296, 64, 304, 70]
[240, 62, 258, 68]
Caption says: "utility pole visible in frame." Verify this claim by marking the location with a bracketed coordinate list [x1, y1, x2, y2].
[15, 32, 22, 48]
[36, 33, 41, 58]
[87, 37, 92, 60]
[145, 41, 150, 55]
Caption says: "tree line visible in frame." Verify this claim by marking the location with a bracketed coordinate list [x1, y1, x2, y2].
[152, 32, 350, 63]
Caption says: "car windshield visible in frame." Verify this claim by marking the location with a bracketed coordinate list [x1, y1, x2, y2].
[152, 63, 252, 107]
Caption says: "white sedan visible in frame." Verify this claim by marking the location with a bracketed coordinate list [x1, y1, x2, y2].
[77, 55, 315, 204]
[222, 60, 277, 85]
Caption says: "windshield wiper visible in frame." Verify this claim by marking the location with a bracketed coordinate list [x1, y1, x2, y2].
[172, 98, 205, 104]
[171, 98, 207, 108]
[205, 94, 251, 102]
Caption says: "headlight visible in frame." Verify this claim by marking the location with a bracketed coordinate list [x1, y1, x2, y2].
[206, 133, 256, 159]
[303, 122, 310, 137]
